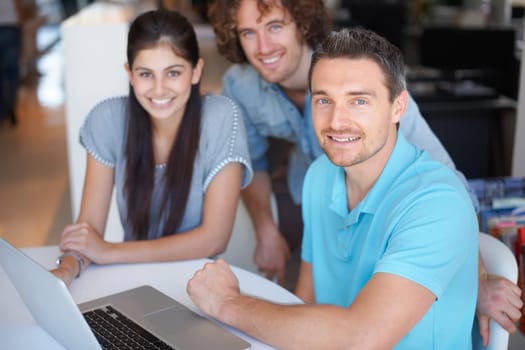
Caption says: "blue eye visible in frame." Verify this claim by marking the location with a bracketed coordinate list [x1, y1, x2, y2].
[316, 98, 329, 105]
[354, 99, 367, 105]
[168, 70, 180, 78]
[240, 30, 255, 39]
[268, 24, 282, 33]
[139, 72, 152, 78]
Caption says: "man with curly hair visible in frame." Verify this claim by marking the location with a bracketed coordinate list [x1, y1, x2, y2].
[206, 1, 522, 345]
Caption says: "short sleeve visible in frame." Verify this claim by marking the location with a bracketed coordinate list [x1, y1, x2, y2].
[222, 65, 269, 172]
[200, 95, 253, 190]
[374, 185, 478, 299]
[79, 97, 128, 167]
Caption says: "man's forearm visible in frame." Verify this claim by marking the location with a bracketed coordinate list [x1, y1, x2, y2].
[219, 294, 357, 349]
[241, 171, 278, 237]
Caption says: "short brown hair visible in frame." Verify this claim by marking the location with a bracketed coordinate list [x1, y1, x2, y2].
[309, 28, 407, 102]
[207, 0, 331, 63]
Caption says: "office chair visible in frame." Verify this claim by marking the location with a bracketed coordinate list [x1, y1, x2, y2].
[473, 232, 519, 350]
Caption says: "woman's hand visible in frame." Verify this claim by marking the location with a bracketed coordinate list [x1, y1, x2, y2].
[59, 222, 112, 264]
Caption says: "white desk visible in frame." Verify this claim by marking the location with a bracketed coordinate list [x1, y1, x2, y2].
[0, 246, 302, 349]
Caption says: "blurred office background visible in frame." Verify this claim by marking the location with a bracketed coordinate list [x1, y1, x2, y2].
[1, 1, 525, 346]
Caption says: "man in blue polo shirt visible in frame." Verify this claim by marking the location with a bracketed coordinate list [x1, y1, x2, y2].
[207, 1, 523, 344]
[188, 28, 480, 348]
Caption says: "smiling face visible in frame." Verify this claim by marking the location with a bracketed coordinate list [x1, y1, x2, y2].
[235, 0, 310, 87]
[126, 44, 203, 123]
[311, 57, 406, 169]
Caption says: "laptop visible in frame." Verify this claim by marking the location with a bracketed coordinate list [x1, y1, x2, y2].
[0, 238, 251, 350]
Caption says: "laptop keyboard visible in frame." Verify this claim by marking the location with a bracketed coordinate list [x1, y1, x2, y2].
[83, 305, 175, 350]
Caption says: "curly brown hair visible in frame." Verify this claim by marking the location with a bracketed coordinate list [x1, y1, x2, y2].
[207, 0, 331, 63]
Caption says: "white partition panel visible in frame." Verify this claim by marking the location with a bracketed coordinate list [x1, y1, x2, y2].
[62, 3, 133, 242]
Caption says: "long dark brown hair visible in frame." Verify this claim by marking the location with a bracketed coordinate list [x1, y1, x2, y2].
[124, 10, 202, 240]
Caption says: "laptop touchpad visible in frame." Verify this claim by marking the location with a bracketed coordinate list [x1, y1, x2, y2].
[145, 307, 249, 350]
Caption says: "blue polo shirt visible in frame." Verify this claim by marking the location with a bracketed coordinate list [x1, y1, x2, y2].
[301, 133, 478, 349]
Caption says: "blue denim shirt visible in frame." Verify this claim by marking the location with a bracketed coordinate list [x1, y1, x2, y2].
[222, 63, 478, 210]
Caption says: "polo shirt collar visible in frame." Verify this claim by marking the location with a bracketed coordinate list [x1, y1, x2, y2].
[329, 133, 417, 223]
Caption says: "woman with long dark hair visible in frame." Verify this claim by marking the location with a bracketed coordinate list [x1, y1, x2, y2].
[52, 9, 252, 285]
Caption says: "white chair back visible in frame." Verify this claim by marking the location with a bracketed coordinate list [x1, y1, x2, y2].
[473, 232, 519, 350]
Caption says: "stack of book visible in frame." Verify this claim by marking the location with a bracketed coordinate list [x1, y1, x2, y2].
[468, 177, 525, 251]
[469, 177, 525, 332]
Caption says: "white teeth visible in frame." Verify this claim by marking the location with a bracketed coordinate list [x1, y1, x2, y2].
[262, 57, 279, 64]
[331, 136, 359, 142]
[151, 98, 171, 105]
